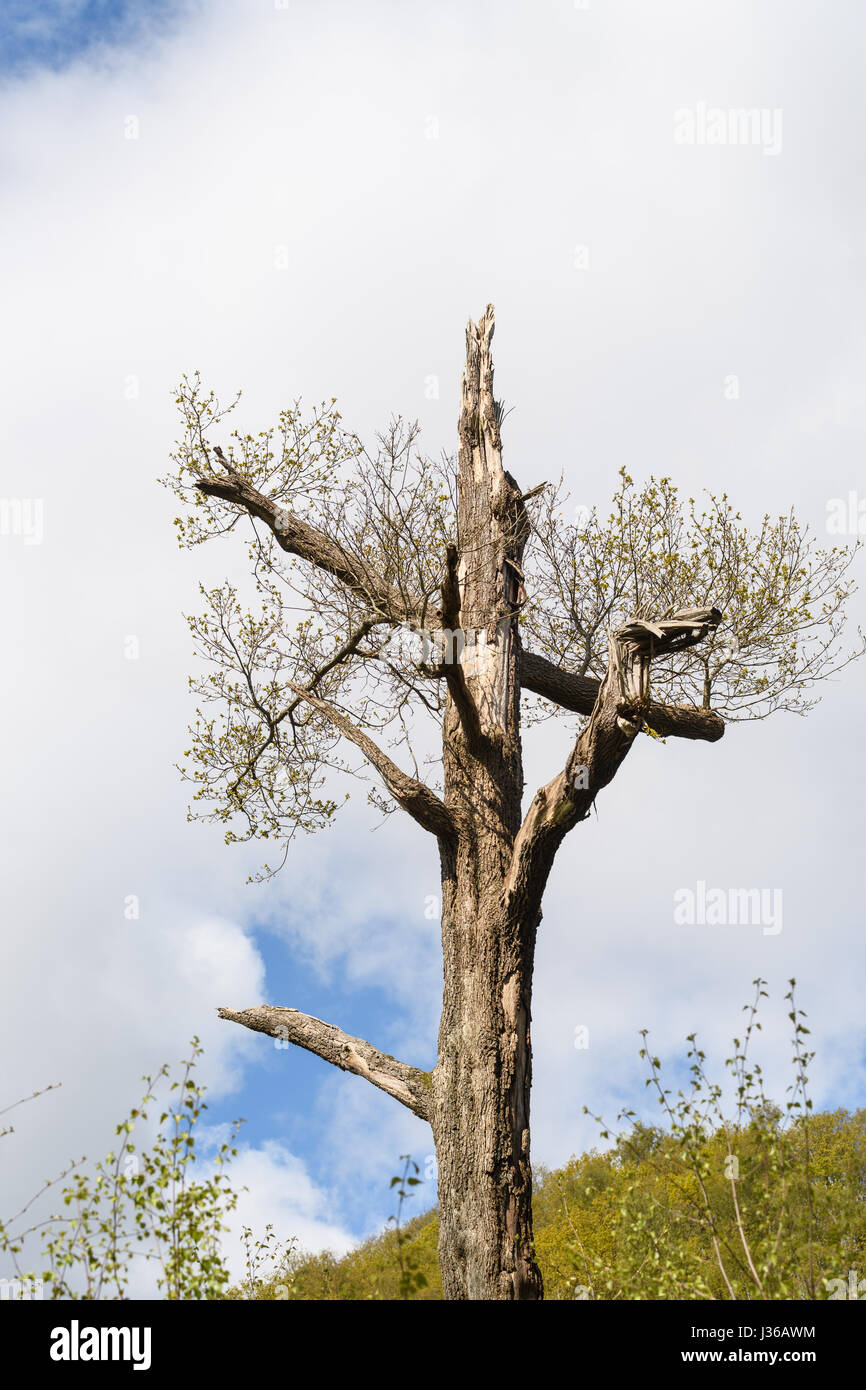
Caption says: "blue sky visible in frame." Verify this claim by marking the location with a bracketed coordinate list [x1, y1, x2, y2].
[0, 1, 185, 76]
[2, 0, 865, 1283]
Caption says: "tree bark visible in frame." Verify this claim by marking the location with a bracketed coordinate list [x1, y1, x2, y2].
[431, 307, 543, 1300]
[520, 649, 725, 742]
[216, 1005, 432, 1120]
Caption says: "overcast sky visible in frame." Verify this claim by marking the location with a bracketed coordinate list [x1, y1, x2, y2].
[2, 0, 865, 1287]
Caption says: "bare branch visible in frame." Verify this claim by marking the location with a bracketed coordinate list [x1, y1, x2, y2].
[195, 472, 425, 626]
[284, 679, 458, 841]
[217, 1006, 432, 1122]
[521, 650, 725, 742]
[505, 608, 722, 918]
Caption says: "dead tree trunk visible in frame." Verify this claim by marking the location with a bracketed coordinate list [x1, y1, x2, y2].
[210, 305, 724, 1300]
[432, 308, 542, 1299]
[430, 312, 721, 1298]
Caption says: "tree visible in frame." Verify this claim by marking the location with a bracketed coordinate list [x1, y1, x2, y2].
[163, 305, 862, 1300]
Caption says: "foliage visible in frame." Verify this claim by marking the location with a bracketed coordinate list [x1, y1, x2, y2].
[573, 978, 857, 1300]
[388, 1155, 428, 1299]
[525, 470, 864, 723]
[238, 1204, 443, 1303]
[0, 1039, 241, 1300]
[221, 1223, 299, 1301]
[160, 380, 863, 875]
[161, 375, 457, 877]
[226, 1154, 438, 1302]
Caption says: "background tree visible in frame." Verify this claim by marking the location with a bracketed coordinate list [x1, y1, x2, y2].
[163, 305, 862, 1300]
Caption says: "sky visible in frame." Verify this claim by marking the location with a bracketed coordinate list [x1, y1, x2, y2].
[1, 0, 865, 1289]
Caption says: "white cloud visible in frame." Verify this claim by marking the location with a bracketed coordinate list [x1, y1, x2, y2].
[212, 1139, 356, 1286]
